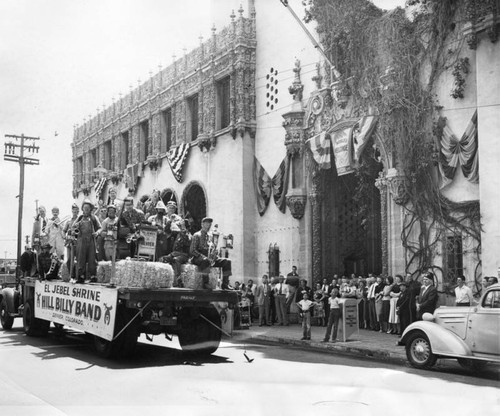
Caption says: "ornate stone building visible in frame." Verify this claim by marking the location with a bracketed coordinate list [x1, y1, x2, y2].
[72, 0, 500, 295]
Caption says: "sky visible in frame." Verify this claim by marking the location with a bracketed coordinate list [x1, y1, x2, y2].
[0, 0, 404, 261]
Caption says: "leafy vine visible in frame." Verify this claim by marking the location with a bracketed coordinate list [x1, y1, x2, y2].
[303, 0, 482, 292]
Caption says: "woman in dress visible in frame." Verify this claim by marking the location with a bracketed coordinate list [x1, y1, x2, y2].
[380, 275, 394, 333]
[388, 274, 402, 334]
[356, 280, 368, 329]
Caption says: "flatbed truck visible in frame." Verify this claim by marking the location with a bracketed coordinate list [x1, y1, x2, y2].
[1, 275, 238, 358]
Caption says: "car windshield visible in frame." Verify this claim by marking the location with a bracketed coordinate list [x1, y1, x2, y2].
[482, 290, 500, 308]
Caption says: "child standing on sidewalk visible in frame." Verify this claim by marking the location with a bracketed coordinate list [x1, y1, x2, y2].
[296, 292, 317, 340]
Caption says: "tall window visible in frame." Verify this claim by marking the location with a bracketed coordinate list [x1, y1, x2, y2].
[161, 108, 172, 153]
[121, 131, 129, 169]
[445, 234, 463, 285]
[90, 148, 97, 181]
[216, 76, 231, 130]
[76, 157, 83, 185]
[140, 120, 149, 162]
[103, 140, 112, 170]
[187, 94, 199, 142]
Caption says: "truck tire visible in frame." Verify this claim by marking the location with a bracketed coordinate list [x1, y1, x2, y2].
[1, 299, 14, 330]
[94, 307, 138, 359]
[178, 306, 222, 356]
[23, 300, 50, 337]
[405, 330, 437, 369]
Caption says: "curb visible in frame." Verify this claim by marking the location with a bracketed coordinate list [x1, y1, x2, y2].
[227, 333, 408, 366]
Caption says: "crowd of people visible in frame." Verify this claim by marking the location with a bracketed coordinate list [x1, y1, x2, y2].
[231, 267, 490, 342]
[21, 188, 232, 288]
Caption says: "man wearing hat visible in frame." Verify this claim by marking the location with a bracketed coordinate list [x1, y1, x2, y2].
[98, 204, 119, 261]
[37, 243, 53, 278]
[190, 217, 232, 289]
[147, 200, 169, 259]
[416, 271, 439, 320]
[46, 206, 65, 259]
[73, 199, 101, 283]
[120, 196, 146, 257]
[20, 246, 36, 277]
[161, 219, 192, 283]
[164, 200, 182, 255]
[63, 203, 80, 276]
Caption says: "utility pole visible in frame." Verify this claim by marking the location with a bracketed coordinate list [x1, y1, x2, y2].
[4, 134, 40, 276]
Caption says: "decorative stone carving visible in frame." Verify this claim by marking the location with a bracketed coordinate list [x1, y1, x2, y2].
[309, 169, 322, 283]
[282, 111, 305, 156]
[147, 154, 162, 171]
[288, 59, 304, 103]
[386, 169, 410, 206]
[312, 63, 323, 90]
[330, 77, 352, 109]
[286, 189, 307, 220]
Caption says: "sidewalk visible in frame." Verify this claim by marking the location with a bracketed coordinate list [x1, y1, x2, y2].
[227, 323, 408, 365]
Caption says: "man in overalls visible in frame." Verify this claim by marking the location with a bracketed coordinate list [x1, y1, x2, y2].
[74, 199, 101, 284]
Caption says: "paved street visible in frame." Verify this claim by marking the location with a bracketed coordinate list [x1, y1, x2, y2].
[0, 321, 498, 416]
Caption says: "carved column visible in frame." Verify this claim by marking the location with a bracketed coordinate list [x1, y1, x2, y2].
[375, 173, 389, 275]
[309, 169, 322, 283]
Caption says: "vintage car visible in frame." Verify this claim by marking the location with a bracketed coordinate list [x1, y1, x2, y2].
[399, 283, 500, 371]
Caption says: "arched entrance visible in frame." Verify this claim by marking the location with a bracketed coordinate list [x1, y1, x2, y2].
[321, 140, 384, 277]
[181, 182, 207, 233]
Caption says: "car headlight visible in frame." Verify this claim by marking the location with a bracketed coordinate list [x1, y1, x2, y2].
[422, 312, 435, 322]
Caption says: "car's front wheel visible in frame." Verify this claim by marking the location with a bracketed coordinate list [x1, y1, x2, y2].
[405, 331, 437, 369]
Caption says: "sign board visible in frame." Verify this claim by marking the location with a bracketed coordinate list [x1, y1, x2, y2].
[137, 225, 157, 259]
[35, 281, 118, 341]
[331, 126, 355, 176]
[338, 298, 359, 342]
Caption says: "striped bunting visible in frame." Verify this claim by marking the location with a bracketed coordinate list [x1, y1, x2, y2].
[352, 116, 378, 164]
[167, 142, 190, 183]
[306, 131, 332, 169]
[253, 157, 272, 216]
[94, 177, 107, 200]
[272, 155, 290, 213]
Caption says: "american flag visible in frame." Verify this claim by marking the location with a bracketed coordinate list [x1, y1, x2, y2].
[272, 155, 290, 213]
[307, 131, 332, 170]
[167, 142, 190, 183]
[352, 115, 378, 164]
[94, 177, 107, 200]
[253, 157, 272, 216]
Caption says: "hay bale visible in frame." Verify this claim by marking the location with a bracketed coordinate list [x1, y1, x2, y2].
[112, 259, 174, 288]
[96, 261, 113, 283]
[180, 264, 219, 289]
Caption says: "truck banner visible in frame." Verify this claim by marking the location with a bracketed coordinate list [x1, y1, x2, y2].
[34, 281, 118, 341]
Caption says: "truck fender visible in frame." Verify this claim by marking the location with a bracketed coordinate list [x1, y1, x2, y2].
[400, 321, 472, 358]
[0, 287, 20, 314]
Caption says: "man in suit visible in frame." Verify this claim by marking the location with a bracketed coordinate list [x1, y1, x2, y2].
[255, 274, 272, 326]
[396, 281, 411, 334]
[406, 272, 421, 323]
[274, 275, 289, 325]
[416, 271, 439, 320]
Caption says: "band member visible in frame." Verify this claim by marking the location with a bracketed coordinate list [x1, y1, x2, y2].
[20, 246, 36, 277]
[73, 199, 101, 283]
[46, 207, 65, 258]
[164, 201, 182, 255]
[32, 206, 48, 254]
[143, 189, 161, 218]
[161, 219, 192, 284]
[63, 203, 80, 275]
[37, 243, 58, 279]
[119, 196, 145, 257]
[106, 186, 123, 216]
[98, 205, 119, 261]
[147, 201, 169, 259]
[190, 217, 232, 289]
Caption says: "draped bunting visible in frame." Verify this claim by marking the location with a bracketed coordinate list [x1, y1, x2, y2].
[307, 116, 378, 176]
[253, 157, 272, 216]
[272, 155, 290, 213]
[167, 142, 190, 183]
[94, 177, 107, 200]
[306, 131, 332, 169]
[439, 111, 479, 188]
[253, 155, 290, 215]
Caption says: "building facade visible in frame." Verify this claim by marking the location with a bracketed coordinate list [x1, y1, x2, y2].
[71, 0, 500, 297]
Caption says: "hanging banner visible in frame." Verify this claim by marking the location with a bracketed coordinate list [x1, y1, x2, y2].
[34, 281, 118, 341]
[331, 126, 355, 176]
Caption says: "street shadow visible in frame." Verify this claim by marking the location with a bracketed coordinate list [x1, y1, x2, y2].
[0, 324, 233, 370]
[227, 338, 500, 387]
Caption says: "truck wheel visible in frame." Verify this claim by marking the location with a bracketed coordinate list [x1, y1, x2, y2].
[405, 331, 437, 369]
[94, 307, 138, 359]
[178, 306, 222, 356]
[1, 299, 14, 330]
[23, 300, 50, 337]
[457, 358, 488, 373]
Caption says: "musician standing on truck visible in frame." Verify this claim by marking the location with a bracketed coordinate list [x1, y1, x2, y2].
[63, 203, 80, 274]
[120, 196, 145, 257]
[147, 201, 169, 259]
[164, 200, 182, 255]
[190, 217, 232, 290]
[32, 205, 48, 254]
[46, 207, 65, 259]
[73, 199, 101, 283]
[98, 204, 119, 261]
